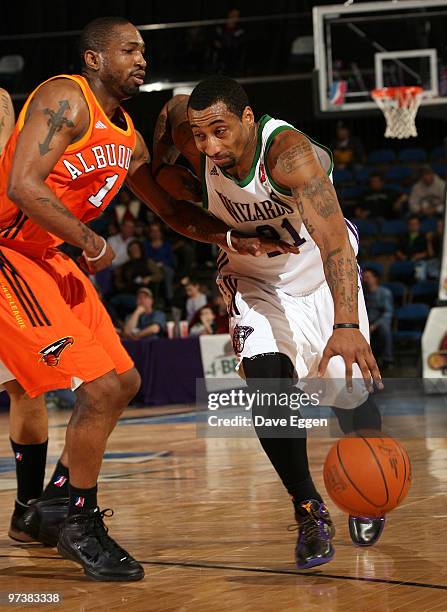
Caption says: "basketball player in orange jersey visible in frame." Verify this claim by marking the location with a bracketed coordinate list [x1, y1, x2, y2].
[151, 85, 386, 569]
[0, 88, 62, 545]
[0, 18, 297, 581]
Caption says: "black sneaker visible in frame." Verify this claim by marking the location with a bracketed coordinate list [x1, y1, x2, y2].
[349, 515, 386, 546]
[9, 498, 69, 547]
[293, 500, 335, 569]
[57, 508, 144, 582]
[9, 500, 36, 543]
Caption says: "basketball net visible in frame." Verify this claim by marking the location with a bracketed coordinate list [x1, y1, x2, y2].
[371, 86, 423, 139]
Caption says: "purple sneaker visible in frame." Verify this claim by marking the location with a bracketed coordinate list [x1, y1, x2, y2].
[349, 515, 386, 546]
[294, 500, 335, 569]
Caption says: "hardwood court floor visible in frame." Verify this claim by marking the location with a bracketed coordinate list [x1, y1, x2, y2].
[0, 406, 446, 611]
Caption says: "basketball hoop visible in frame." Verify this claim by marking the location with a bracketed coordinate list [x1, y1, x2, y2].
[371, 86, 423, 139]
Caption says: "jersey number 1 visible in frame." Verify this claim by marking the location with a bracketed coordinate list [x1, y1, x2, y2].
[88, 174, 119, 208]
[256, 218, 306, 257]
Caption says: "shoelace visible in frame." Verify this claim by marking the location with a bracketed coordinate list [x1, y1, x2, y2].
[287, 509, 331, 542]
[91, 509, 129, 560]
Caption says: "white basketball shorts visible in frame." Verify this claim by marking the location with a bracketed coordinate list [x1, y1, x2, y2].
[218, 278, 370, 410]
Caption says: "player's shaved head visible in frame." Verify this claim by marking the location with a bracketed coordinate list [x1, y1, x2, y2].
[79, 16, 132, 65]
[188, 75, 249, 119]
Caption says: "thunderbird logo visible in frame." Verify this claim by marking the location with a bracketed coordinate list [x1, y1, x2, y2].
[232, 325, 254, 355]
[39, 336, 74, 367]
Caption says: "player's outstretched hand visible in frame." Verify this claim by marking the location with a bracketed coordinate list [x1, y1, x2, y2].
[318, 328, 383, 393]
[231, 234, 300, 257]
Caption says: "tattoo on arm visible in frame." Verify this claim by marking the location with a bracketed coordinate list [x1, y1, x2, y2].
[323, 247, 358, 314]
[35, 196, 97, 250]
[276, 140, 315, 173]
[39, 100, 74, 156]
[292, 187, 315, 236]
[153, 111, 171, 147]
[0, 93, 11, 116]
[302, 176, 339, 219]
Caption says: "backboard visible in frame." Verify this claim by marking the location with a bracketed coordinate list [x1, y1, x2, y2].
[313, 0, 447, 115]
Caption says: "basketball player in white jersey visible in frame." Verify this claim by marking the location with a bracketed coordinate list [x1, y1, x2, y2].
[153, 78, 386, 569]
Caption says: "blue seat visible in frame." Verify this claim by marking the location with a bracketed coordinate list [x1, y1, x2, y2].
[385, 183, 404, 193]
[389, 260, 415, 283]
[350, 219, 377, 238]
[395, 303, 429, 322]
[355, 167, 372, 182]
[338, 185, 364, 199]
[333, 168, 353, 184]
[420, 217, 438, 233]
[368, 240, 398, 256]
[384, 166, 413, 182]
[367, 149, 396, 165]
[431, 146, 445, 161]
[360, 261, 384, 277]
[398, 148, 427, 163]
[431, 163, 446, 178]
[410, 280, 438, 304]
[382, 220, 407, 236]
[382, 282, 407, 306]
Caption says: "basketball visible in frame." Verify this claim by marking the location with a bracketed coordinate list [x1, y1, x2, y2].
[323, 436, 411, 517]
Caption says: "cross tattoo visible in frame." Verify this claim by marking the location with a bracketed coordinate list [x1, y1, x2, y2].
[39, 100, 74, 156]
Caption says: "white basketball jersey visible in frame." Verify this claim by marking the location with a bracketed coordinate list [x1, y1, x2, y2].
[202, 114, 359, 296]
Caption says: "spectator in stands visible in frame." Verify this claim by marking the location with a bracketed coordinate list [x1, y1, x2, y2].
[144, 222, 175, 303]
[355, 173, 407, 220]
[211, 8, 246, 75]
[113, 188, 154, 225]
[123, 287, 166, 340]
[185, 278, 208, 322]
[114, 240, 163, 296]
[190, 306, 217, 336]
[396, 215, 428, 262]
[426, 218, 445, 279]
[107, 218, 135, 268]
[363, 268, 394, 368]
[409, 165, 445, 216]
[331, 121, 365, 170]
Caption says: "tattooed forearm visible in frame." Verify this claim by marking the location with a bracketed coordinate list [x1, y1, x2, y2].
[39, 100, 74, 156]
[323, 247, 358, 316]
[276, 140, 314, 174]
[292, 187, 315, 236]
[33, 195, 98, 251]
[302, 175, 339, 219]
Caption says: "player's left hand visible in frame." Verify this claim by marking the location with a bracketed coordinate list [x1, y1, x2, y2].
[231, 234, 300, 257]
[318, 328, 383, 392]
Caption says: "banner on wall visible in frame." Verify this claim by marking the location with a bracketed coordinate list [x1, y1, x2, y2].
[422, 307, 447, 393]
[199, 334, 244, 392]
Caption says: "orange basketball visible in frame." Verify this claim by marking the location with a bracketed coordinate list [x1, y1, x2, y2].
[323, 436, 411, 517]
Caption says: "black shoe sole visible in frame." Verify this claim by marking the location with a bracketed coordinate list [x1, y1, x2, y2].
[8, 527, 36, 543]
[57, 541, 144, 582]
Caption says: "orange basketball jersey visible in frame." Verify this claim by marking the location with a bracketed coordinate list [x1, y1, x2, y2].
[0, 74, 136, 257]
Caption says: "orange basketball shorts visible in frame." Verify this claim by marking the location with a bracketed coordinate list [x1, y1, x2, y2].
[0, 245, 133, 397]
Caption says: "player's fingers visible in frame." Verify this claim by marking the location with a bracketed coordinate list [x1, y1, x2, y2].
[318, 348, 333, 377]
[276, 240, 300, 254]
[345, 359, 353, 392]
[365, 351, 384, 390]
[357, 357, 374, 393]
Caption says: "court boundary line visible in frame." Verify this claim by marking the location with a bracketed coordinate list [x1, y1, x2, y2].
[1, 555, 446, 590]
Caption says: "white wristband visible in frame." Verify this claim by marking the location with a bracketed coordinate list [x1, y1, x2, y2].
[226, 229, 237, 253]
[83, 237, 107, 262]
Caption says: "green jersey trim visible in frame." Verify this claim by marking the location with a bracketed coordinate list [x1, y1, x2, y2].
[264, 125, 334, 197]
[200, 153, 209, 210]
[219, 114, 271, 187]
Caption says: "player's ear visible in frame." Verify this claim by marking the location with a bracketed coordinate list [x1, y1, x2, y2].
[242, 106, 254, 127]
[84, 50, 101, 72]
